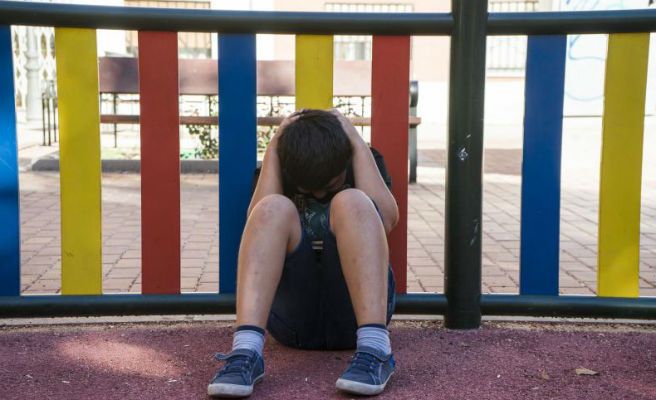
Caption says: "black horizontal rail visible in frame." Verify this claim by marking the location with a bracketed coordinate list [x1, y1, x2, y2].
[488, 9, 656, 35]
[0, 293, 237, 318]
[2, 293, 655, 320]
[0, 1, 452, 35]
[2, 1, 656, 35]
[481, 295, 656, 320]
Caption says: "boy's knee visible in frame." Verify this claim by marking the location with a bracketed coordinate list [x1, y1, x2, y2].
[249, 194, 297, 224]
[331, 188, 370, 206]
[330, 189, 378, 229]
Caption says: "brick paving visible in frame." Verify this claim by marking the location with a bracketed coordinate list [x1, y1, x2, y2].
[16, 119, 656, 296]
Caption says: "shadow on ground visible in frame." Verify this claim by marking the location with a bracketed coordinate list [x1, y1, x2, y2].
[1, 320, 655, 399]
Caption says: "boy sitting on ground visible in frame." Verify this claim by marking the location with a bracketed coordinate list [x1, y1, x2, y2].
[207, 109, 399, 397]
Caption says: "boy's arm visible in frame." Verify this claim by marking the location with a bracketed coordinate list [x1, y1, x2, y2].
[331, 110, 400, 234]
[247, 114, 298, 217]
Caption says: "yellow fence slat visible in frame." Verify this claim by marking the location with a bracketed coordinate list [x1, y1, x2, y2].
[295, 35, 333, 109]
[598, 33, 650, 297]
[55, 28, 102, 295]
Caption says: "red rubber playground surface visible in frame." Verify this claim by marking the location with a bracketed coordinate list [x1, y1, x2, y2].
[1, 320, 655, 400]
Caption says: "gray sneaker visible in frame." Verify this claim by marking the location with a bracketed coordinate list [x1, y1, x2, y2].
[207, 349, 264, 398]
[336, 346, 395, 396]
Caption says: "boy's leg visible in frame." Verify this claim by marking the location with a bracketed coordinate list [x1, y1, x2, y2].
[329, 189, 395, 396]
[329, 189, 389, 326]
[208, 194, 301, 398]
[236, 194, 302, 328]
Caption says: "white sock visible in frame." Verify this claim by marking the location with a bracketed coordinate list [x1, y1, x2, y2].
[356, 325, 391, 355]
[232, 326, 265, 356]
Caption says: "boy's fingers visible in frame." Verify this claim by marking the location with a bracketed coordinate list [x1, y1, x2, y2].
[286, 114, 300, 124]
[285, 111, 300, 121]
[278, 113, 300, 132]
[330, 110, 350, 127]
[329, 108, 344, 118]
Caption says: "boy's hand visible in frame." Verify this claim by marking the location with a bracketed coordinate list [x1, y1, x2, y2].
[329, 109, 367, 150]
[271, 111, 301, 148]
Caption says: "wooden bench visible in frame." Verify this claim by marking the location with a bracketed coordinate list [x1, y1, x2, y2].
[98, 57, 420, 125]
[50, 57, 422, 180]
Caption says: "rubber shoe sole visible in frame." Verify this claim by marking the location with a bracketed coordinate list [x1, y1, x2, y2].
[207, 373, 264, 398]
[335, 371, 393, 396]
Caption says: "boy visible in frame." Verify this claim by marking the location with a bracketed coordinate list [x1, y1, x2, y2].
[207, 109, 399, 397]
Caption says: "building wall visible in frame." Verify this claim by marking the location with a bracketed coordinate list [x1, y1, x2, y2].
[269, 0, 450, 82]
[21, 0, 654, 125]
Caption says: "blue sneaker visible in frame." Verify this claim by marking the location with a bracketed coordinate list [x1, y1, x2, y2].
[336, 346, 395, 395]
[207, 349, 264, 398]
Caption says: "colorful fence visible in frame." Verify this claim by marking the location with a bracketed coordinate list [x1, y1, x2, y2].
[520, 33, 650, 298]
[0, 14, 414, 297]
[1, 2, 656, 327]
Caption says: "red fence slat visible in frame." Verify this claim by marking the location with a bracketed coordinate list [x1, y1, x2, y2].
[138, 31, 181, 294]
[371, 36, 411, 294]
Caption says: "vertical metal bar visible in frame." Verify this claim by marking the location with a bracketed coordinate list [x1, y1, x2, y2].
[138, 31, 181, 295]
[408, 81, 419, 184]
[112, 93, 118, 148]
[53, 98, 58, 142]
[0, 25, 20, 296]
[371, 35, 411, 294]
[218, 34, 257, 293]
[41, 95, 46, 146]
[46, 97, 51, 146]
[444, 0, 488, 329]
[408, 123, 417, 184]
[520, 35, 566, 296]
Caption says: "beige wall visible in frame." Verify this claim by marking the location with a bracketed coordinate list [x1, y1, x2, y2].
[269, 0, 451, 82]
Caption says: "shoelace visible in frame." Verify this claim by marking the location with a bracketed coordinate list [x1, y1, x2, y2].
[215, 353, 253, 381]
[348, 352, 380, 376]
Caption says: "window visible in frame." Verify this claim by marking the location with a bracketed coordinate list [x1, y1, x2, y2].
[487, 0, 538, 75]
[125, 0, 212, 59]
[326, 3, 413, 61]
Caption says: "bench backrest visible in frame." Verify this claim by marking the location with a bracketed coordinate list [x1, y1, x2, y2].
[99, 57, 374, 97]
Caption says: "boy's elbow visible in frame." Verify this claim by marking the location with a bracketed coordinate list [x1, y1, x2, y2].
[383, 204, 400, 234]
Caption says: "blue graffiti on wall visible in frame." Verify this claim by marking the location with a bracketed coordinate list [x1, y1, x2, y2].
[563, 0, 638, 104]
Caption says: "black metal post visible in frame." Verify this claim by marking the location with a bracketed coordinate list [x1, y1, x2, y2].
[46, 97, 52, 146]
[41, 95, 46, 146]
[408, 121, 417, 184]
[444, 0, 488, 329]
[408, 81, 419, 184]
[113, 93, 118, 148]
[53, 98, 58, 142]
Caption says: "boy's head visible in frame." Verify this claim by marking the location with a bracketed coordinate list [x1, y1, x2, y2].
[277, 109, 352, 194]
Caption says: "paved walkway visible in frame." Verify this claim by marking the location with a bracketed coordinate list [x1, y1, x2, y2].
[16, 118, 656, 295]
[2, 320, 655, 400]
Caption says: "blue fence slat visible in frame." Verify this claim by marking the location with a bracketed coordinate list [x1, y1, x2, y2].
[520, 35, 567, 296]
[0, 25, 20, 296]
[218, 34, 257, 293]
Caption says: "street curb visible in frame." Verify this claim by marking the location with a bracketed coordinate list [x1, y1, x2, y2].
[31, 158, 220, 173]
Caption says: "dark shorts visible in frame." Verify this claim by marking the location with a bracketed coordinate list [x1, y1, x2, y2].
[266, 226, 396, 350]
